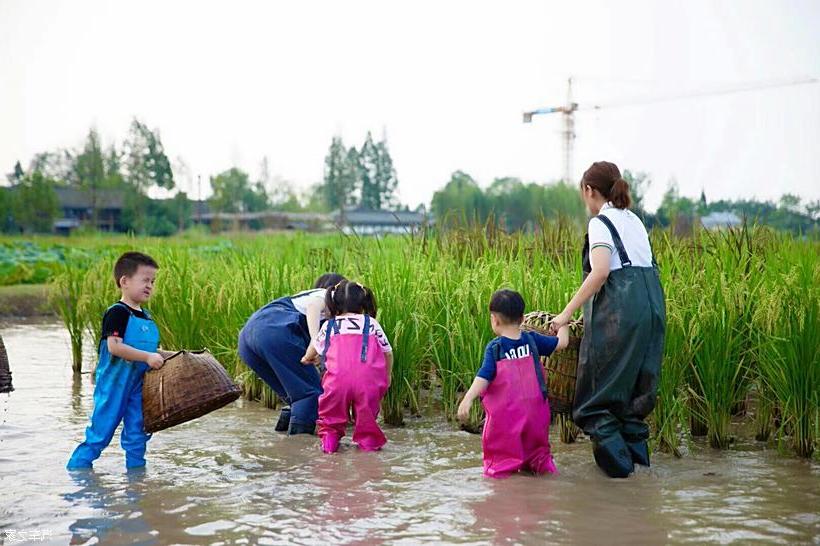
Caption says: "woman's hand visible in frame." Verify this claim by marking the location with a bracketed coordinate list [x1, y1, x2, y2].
[549, 311, 571, 335]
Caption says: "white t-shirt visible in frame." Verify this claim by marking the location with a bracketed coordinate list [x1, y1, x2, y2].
[313, 313, 393, 354]
[588, 203, 653, 271]
[290, 288, 327, 315]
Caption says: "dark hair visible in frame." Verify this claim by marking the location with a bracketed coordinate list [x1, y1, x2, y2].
[114, 252, 159, 287]
[489, 289, 525, 324]
[325, 280, 377, 318]
[581, 161, 632, 209]
[314, 272, 346, 289]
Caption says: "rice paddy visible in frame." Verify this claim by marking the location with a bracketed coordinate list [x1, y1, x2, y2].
[37, 223, 820, 459]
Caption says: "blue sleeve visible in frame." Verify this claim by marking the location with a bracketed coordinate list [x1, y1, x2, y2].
[476, 342, 497, 382]
[531, 332, 559, 357]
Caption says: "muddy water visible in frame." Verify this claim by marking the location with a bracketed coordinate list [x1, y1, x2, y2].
[0, 321, 818, 545]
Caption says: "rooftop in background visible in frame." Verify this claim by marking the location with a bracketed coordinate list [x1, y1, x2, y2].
[701, 211, 742, 230]
[54, 187, 124, 210]
[331, 207, 429, 235]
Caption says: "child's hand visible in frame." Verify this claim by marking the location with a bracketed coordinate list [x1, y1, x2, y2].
[146, 352, 164, 369]
[456, 398, 472, 423]
[301, 352, 317, 365]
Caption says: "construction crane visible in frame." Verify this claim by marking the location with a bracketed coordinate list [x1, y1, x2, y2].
[523, 75, 820, 184]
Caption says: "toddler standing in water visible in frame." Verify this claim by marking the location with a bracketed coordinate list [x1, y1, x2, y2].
[302, 281, 393, 453]
[458, 289, 569, 478]
[67, 252, 164, 470]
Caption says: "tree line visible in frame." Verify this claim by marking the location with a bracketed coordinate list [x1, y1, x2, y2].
[430, 169, 819, 234]
[4, 121, 817, 235]
[2, 124, 402, 235]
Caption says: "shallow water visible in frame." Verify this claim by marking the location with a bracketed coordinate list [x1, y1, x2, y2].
[0, 321, 818, 545]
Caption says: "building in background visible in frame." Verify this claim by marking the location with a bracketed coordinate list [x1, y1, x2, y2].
[331, 207, 428, 235]
[701, 211, 742, 230]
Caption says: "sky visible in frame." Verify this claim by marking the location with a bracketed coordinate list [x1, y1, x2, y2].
[1, 0, 819, 211]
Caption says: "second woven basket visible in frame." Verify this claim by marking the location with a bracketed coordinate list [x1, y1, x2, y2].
[520, 311, 583, 416]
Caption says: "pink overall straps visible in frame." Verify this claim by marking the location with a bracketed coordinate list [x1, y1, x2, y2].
[317, 315, 389, 453]
[481, 335, 557, 478]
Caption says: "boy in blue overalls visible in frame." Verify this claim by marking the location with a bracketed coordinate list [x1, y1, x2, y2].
[67, 252, 165, 470]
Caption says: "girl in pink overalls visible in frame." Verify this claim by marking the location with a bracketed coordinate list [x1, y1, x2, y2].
[458, 289, 569, 478]
[302, 281, 393, 453]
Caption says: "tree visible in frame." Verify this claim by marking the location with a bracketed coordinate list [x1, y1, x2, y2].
[321, 137, 359, 220]
[6, 161, 24, 184]
[72, 129, 107, 227]
[12, 172, 60, 233]
[373, 136, 399, 209]
[431, 171, 489, 226]
[124, 119, 174, 192]
[656, 181, 697, 227]
[622, 170, 652, 221]
[540, 181, 587, 223]
[28, 150, 74, 183]
[358, 132, 399, 210]
[258, 156, 300, 211]
[210, 167, 270, 214]
[358, 133, 379, 210]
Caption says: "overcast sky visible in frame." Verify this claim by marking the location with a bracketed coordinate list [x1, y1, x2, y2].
[1, 0, 818, 210]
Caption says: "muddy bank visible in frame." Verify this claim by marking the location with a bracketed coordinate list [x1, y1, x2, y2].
[0, 284, 54, 317]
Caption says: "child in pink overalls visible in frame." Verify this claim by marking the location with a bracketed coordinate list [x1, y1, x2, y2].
[458, 289, 569, 478]
[302, 281, 393, 453]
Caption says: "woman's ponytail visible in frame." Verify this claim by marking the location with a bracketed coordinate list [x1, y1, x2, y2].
[609, 178, 632, 209]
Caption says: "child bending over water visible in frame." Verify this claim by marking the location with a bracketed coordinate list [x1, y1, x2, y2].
[302, 281, 393, 453]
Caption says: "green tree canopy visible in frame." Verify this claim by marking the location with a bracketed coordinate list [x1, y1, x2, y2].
[12, 171, 60, 233]
[210, 167, 270, 214]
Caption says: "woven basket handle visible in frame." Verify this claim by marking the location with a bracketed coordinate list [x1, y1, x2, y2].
[162, 348, 209, 363]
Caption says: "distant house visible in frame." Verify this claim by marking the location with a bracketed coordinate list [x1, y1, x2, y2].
[54, 187, 125, 234]
[331, 208, 428, 235]
[193, 210, 330, 232]
[701, 211, 742, 230]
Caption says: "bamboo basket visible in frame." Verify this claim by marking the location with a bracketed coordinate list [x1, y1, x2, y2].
[0, 334, 12, 394]
[520, 311, 583, 416]
[143, 350, 241, 433]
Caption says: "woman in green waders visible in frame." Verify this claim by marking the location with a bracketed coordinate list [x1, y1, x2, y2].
[551, 161, 666, 478]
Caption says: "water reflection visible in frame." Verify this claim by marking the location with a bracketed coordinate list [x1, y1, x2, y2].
[64, 469, 155, 545]
[470, 477, 556, 544]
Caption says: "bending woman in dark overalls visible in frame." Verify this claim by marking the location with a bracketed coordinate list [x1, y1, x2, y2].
[551, 161, 666, 478]
[238, 273, 345, 435]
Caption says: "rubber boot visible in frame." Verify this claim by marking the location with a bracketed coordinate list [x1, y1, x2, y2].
[275, 407, 291, 433]
[625, 439, 650, 467]
[288, 421, 316, 435]
[592, 432, 634, 478]
[622, 419, 651, 467]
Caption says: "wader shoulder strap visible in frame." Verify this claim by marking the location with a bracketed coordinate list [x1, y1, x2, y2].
[492, 340, 502, 364]
[525, 332, 548, 401]
[361, 314, 371, 363]
[292, 288, 323, 299]
[594, 215, 632, 268]
[320, 318, 338, 366]
[110, 301, 134, 316]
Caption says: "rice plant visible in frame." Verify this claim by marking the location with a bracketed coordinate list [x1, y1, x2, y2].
[754, 264, 819, 458]
[50, 263, 87, 373]
[688, 280, 753, 449]
[31, 223, 819, 458]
